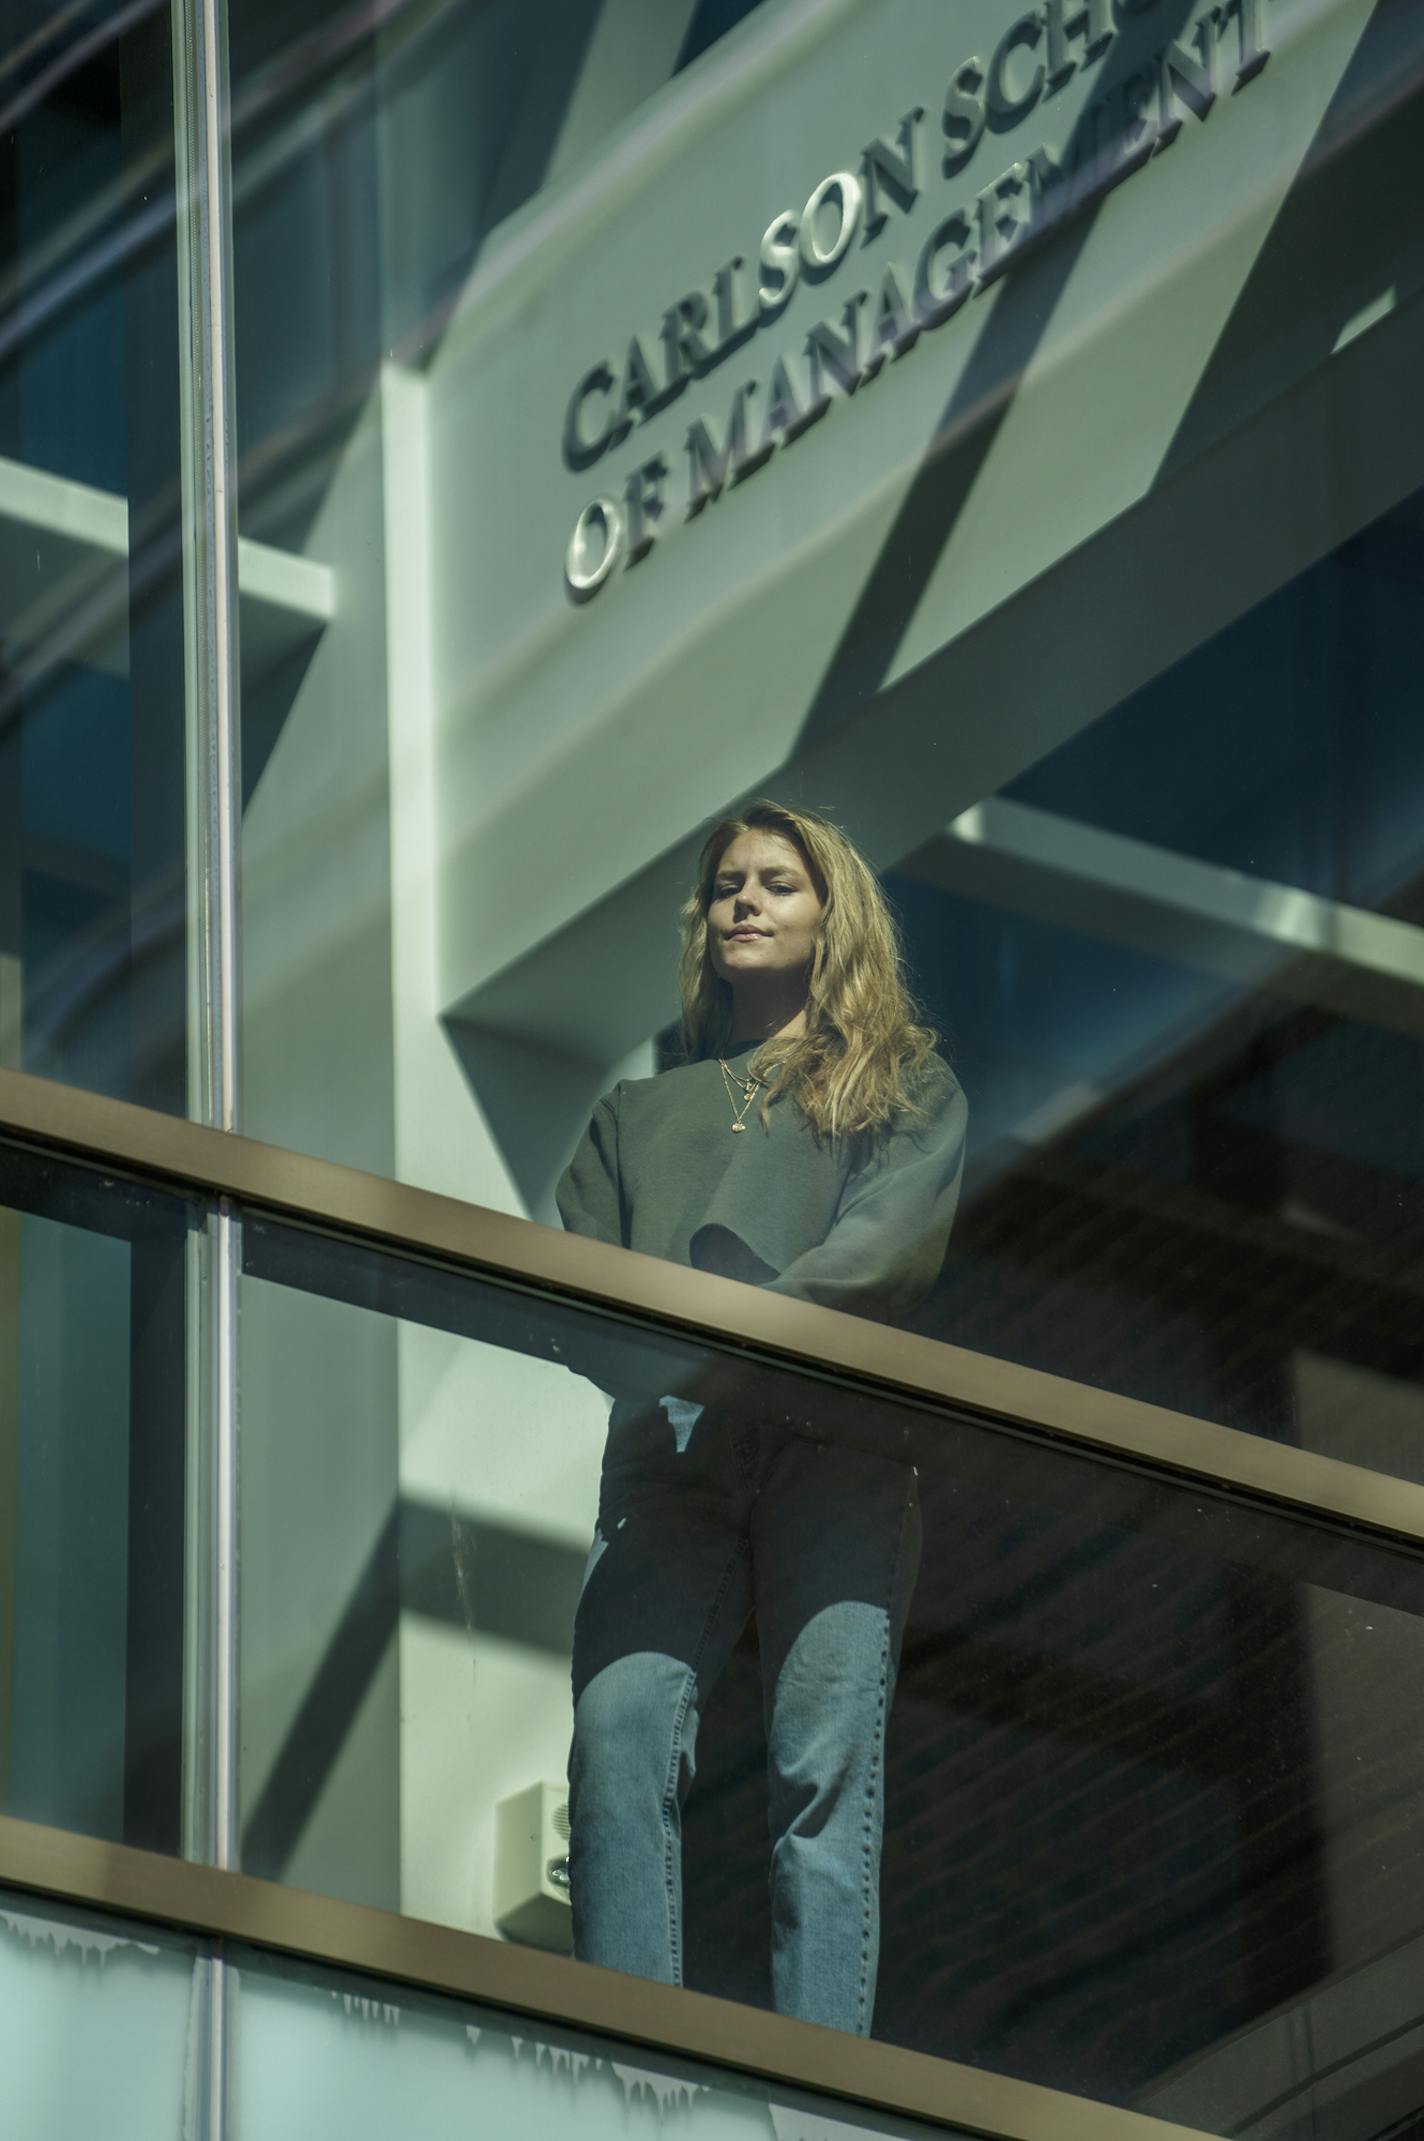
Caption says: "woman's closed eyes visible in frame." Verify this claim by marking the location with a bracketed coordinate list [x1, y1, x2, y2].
[714, 880, 798, 898]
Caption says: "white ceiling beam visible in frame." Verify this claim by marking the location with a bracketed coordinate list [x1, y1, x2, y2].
[910, 796, 1424, 1036]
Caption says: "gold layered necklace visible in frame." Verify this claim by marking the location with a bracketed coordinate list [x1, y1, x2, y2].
[718, 1056, 764, 1133]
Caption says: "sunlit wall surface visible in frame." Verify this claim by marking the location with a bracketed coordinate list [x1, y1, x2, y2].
[1, 1, 1423, 2138]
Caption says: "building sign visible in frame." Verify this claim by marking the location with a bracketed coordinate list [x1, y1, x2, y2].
[562, 0, 1269, 600]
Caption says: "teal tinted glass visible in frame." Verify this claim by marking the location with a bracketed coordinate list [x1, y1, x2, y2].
[0, 3, 190, 1111]
[0, 1887, 200, 2139]
[0, 1139, 202, 1853]
[239, 1210, 1424, 2130]
[232, 1941, 958, 2141]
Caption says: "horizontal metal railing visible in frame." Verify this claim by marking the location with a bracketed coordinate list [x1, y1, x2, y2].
[1, 1063, 1417, 2141]
[1, 1064, 1421, 1547]
[0, 1812, 1215, 2141]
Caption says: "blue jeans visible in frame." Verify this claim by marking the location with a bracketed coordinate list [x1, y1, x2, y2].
[568, 1398, 921, 2035]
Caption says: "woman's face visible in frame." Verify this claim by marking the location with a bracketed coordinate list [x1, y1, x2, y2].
[707, 829, 824, 988]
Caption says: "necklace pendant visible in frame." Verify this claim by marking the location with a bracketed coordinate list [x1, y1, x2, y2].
[731, 1121, 746, 1132]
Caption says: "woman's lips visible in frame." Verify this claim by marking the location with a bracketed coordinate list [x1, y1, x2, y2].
[729, 928, 770, 941]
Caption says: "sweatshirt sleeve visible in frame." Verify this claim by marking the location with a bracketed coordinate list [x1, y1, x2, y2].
[554, 1088, 670, 1400]
[765, 1063, 968, 1324]
[556, 1090, 624, 1247]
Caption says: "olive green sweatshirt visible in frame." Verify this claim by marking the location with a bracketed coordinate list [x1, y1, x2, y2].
[557, 1044, 968, 1327]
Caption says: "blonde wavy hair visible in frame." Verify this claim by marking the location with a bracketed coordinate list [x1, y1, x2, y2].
[677, 800, 938, 1140]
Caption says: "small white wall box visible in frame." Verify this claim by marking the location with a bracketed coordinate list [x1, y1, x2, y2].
[493, 1781, 573, 1950]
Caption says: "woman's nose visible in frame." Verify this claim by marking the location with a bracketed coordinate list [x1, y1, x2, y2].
[734, 888, 760, 916]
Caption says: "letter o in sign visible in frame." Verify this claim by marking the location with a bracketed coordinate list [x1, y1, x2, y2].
[798, 171, 863, 276]
[565, 496, 624, 602]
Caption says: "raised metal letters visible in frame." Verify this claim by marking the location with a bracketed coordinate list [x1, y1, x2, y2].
[563, 0, 1275, 600]
[564, 361, 616, 469]
[941, 60, 988, 177]
[861, 110, 924, 236]
[799, 171, 864, 275]
[975, 161, 1033, 284]
[864, 263, 920, 370]
[686, 383, 761, 514]
[915, 210, 976, 328]
[564, 497, 624, 601]
[1044, 0, 1113, 89]
[988, 13, 1046, 126]
[758, 210, 801, 319]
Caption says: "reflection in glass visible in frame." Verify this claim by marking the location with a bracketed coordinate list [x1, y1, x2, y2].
[0, 1140, 199, 1852]
[0, 5, 188, 1110]
[240, 1211, 1424, 2132]
[229, 0, 774, 1177]
[900, 483, 1424, 1478]
[217, 0, 1424, 1498]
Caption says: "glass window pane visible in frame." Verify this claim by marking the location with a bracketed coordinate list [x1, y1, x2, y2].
[0, 5, 189, 1111]
[232, 1940, 957, 2141]
[238, 1212, 1424, 2129]
[0, 1887, 200, 2140]
[223, 0, 1424, 1484]
[0, 1140, 202, 1852]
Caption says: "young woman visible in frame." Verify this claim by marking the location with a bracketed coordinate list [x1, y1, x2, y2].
[556, 800, 967, 2036]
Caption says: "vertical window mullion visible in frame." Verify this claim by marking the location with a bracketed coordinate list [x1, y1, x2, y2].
[170, 0, 242, 2130]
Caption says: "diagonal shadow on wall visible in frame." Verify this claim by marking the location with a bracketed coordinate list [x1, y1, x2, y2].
[789, 0, 1199, 758]
[241, 1495, 586, 1885]
[1159, 0, 1423, 484]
